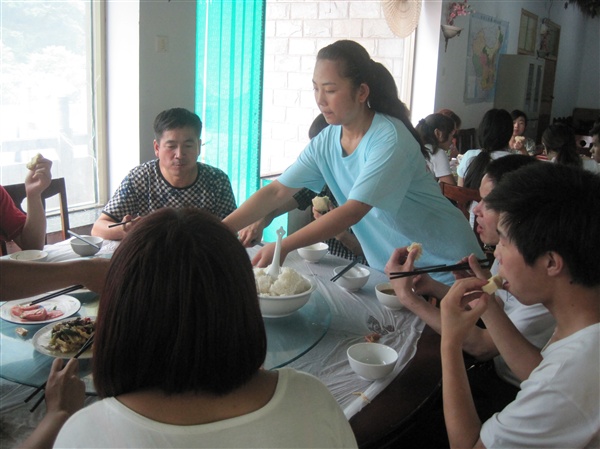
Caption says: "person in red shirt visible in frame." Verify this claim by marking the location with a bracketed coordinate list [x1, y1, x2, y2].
[0, 154, 52, 250]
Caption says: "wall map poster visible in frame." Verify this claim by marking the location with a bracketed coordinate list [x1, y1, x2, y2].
[464, 12, 509, 103]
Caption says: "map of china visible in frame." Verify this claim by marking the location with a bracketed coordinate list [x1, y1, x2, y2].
[471, 25, 504, 92]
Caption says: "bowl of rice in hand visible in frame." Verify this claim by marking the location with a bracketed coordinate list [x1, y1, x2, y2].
[254, 267, 315, 318]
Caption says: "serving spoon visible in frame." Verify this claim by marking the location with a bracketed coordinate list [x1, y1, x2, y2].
[267, 226, 286, 280]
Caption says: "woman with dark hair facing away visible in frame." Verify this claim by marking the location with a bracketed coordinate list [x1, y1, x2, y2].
[416, 113, 457, 185]
[224, 40, 483, 285]
[457, 109, 513, 190]
[457, 108, 513, 226]
[508, 109, 536, 155]
[542, 123, 599, 173]
[54, 208, 357, 448]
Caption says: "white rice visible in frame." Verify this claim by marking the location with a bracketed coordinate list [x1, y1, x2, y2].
[254, 267, 311, 296]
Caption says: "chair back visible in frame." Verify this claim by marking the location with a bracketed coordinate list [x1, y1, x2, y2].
[456, 128, 477, 154]
[2, 177, 70, 243]
[440, 182, 480, 220]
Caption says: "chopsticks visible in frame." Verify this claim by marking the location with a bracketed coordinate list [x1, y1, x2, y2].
[27, 285, 84, 306]
[389, 258, 492, 279]
[68, 230, 101, 249]
[330, 259, 359, 282]
[25, 333, 94, 413]
[108, 220, 130, 228]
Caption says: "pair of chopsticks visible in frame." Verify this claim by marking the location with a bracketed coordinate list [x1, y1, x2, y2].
[108, 220, 131, 228]
[68, 230, 101, 250]
[27, 285, 84, 306]
[331, 259, 359, 282]
[389, 258, 492, 279]
[24, 333, 94, 413]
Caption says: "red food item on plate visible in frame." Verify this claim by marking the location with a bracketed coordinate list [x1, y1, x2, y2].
[19, 308, 49, 321]
[47, 310, 64, 319]
[11, 304, 41, 317]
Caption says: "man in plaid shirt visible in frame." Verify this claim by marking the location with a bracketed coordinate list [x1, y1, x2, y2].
[92, 108, 236, 240]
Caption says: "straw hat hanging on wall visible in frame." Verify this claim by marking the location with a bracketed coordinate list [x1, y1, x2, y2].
[383, 0, 423, 38]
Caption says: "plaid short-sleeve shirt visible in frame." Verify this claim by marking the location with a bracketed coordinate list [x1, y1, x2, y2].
[102, 160, 237, 222]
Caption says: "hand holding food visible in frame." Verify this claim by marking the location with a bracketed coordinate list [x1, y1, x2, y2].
[406, 242, 422, 260]
[312, 196, 331, 214]
[26, 153, 44, 170]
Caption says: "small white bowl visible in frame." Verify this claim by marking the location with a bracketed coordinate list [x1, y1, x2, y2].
[258, 277, 316, 318]
[332, 265, 370, 291]
[70, 236, 104, 257]
[375, 283, 404, 310]
[347, 342, 398, 380]
[297, 243, 329, 263]
[9, 250, 48, 262]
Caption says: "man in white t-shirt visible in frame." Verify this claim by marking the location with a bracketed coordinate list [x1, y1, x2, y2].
[440, 163, 599, 448]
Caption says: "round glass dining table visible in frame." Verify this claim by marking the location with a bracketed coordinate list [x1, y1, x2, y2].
[0, 288, 331, 394]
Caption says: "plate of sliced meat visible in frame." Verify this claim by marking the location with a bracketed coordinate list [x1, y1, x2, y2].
[0, 295, 81, 325]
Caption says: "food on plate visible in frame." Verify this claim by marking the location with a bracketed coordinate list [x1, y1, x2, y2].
[47, 317, 95, 353]
[254, 267, 311, 296]
[482, 275, 503, 295]
[10, 304, 64, 322]
[15, 327, 29, 337]
[312, 196, 331, 213]
[406, 242, 422, 260]
[26, 153, 43, 170]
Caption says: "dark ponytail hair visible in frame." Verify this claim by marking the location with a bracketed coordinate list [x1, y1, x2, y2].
[416, 113, 455, 155]
[542, 123, 582, 168]
[464, 109, 513, 189]
[317, 40, 427, 160]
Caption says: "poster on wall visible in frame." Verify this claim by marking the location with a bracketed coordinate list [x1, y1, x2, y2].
[464, 12, 509, 104]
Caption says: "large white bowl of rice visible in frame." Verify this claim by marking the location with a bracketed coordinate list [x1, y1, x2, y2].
[254, 267, 316, 318]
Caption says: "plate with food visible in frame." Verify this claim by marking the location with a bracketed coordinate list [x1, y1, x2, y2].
[32, 316, 95, 359]
[0, 295, 81, 325]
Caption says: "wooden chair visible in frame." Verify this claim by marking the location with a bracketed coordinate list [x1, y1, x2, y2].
[456, 128, 477, 154]
[440, 182, 480, 220]
[1, 178, 70, 254]
[440, 182, 493, 259]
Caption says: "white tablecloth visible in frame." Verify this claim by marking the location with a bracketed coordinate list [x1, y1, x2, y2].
[268, 250, 425, 418]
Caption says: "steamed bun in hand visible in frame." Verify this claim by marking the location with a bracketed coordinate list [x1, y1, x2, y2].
[26, 153, 44, 170]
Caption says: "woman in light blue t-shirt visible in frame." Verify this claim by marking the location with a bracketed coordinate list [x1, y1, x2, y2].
[224, 40, 483, 283]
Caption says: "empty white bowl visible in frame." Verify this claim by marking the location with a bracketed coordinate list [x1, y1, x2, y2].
[297, 243, 329, 263]
[9, 250, 48, 262]
[347, 342, 398, 380]
[332, 265, 370, 291]
[375, 283, 404, 310]
[70, 236, 104, 257]
[258, 277, 316, 318]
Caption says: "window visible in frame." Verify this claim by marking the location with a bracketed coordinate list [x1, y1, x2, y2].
[0, 0, 105, 215]
[518, 9, 538, 55]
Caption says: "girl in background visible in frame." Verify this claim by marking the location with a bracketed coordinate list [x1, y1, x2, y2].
[416, 113, 457, 185]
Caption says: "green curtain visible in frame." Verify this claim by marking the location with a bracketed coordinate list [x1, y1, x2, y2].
[195, 0, 265, 204]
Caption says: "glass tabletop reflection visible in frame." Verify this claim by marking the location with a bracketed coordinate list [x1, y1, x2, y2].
[1, 289, 331, 393]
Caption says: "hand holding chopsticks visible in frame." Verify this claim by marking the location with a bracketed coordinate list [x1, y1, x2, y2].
[389, 258, 491, 279]
[25, 333, 93, 413]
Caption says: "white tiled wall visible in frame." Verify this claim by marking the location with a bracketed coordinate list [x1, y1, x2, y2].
[261, 0, 411, 176]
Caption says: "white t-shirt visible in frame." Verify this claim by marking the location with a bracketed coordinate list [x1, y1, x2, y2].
[582, 157, 600, 174]
[481, 323, 600, 448]
[278, 112, 484, 284]
[54, 368, 358, 449]
[490, 261, 556, 386]
[425, 144, 452, 179]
